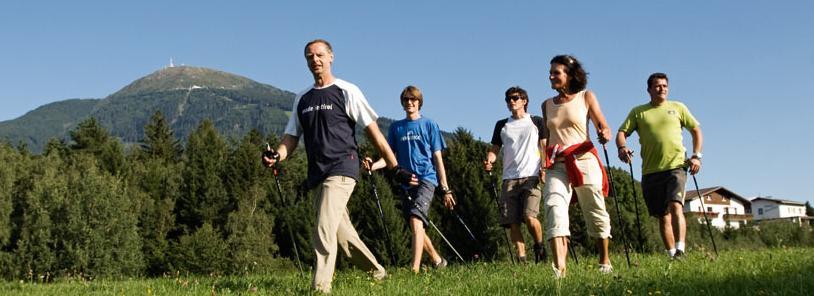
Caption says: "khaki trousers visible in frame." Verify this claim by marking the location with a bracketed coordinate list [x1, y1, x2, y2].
[312, 176, 384, 293]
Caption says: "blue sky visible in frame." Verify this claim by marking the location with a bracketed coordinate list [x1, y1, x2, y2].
[2, 1, 813, 205]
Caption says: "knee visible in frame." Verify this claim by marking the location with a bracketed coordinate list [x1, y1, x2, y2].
[659, 214, 673, 225]
[525, 215, 538, 224]
[668, 201, 683, 212]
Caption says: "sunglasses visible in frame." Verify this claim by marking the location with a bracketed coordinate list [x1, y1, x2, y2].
[505, 95, 524, 102]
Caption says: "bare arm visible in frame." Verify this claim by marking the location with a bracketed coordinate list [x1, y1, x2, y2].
[585, 91, 611, 144]
[690, 127, 703, 155]
[539, 137, 548, 183]
[365, 121, 399, 169]
[615, 131, 632, 163]
[432, 150, 456, 209]
[363, 157, 387, 172]
[687, 126, 703, 175]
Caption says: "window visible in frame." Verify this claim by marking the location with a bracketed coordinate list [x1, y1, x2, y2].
[758, 208, 764, 215]
[708, 207, 713, 212]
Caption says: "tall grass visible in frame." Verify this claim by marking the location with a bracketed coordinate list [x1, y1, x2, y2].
[1, 247, 812, 295]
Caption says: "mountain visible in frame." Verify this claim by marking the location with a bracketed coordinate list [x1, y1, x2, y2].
[0, 98, 100, 150]
[0, 66, 297, 152]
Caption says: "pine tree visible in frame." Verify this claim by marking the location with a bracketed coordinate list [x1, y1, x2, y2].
[223, 130, 266, 220]
[141, 111, 182, 163]
[70, 118, 110, 151]
[177, 120, 229, 233]
[43, 138, 69, 158]
[68, 117, 125, 175]
[131, 158, 180, 275]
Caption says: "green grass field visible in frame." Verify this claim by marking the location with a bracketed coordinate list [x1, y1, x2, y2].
[2, 247, 812, 295]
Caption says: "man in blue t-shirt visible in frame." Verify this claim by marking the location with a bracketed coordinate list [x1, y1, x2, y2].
[263, 39, 417, 294]
[365, 85, 455, 273]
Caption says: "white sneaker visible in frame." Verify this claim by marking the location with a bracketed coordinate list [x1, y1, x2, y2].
[552, 263, 566, 279]
[373, 268, 387, 281]
[599, 264, 613, 274]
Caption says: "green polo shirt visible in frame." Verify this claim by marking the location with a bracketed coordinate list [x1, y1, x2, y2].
[618, 100, 699, 175]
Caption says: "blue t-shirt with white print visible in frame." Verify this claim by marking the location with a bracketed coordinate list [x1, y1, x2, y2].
[387, 116, 446, 187]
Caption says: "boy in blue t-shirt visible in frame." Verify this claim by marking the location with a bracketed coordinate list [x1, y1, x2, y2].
[365, 85, 455, 273]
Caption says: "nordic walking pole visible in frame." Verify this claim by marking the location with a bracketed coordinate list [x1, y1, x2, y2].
[486, 170, 517, 264]
[567, 237, 579, 265]
[366, 169, 398, 266]
[405, 193, 466, 263]
[601, 143, 632, 268]
[272, 166, 305, 276]
[690, 173, 719, 257]
[264, 145, 305, 276]
[450, 207, 483, 259]
[626, 158, 646, 253]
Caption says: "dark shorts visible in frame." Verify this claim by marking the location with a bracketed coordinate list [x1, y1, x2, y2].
[401, 179, 436, 228]
[641, 168, 687, 217]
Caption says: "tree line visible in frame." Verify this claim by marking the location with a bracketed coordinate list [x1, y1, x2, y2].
[0, 111, 811, 280]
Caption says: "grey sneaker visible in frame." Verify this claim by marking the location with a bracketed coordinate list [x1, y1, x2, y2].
[598, 264, 613, 274]
[534, 242, 548, 263]
[672, 249, 685, 260]
[433, 258, 448, 269]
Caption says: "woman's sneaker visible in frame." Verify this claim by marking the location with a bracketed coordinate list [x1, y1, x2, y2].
[433, 258, 447, 269]
[552, 263, 566, 279]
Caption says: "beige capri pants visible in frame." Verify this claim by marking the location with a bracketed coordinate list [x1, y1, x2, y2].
[543, 153, 612, 241]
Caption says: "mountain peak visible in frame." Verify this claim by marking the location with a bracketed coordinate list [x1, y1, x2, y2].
[111, 66, 259, 97]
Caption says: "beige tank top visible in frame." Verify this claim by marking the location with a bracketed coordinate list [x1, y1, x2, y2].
[544, 90, 589, 148]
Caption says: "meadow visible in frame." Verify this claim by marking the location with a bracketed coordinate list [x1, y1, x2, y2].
[1, 247, 811, 295]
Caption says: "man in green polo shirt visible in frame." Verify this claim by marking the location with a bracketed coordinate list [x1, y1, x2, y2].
[615, 72, 703, 260]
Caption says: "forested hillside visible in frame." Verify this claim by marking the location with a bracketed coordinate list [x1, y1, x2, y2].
[1, 113, 810, 280]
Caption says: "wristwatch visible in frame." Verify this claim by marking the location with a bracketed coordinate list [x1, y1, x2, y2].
[691, 152, 703, 160]
[441, 186, 452, 194]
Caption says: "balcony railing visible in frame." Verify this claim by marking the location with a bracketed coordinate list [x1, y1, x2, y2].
[723, 213, 753, 221]
[686, 211, 719, 219]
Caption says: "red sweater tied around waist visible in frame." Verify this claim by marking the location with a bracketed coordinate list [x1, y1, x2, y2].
[544, 141, 609, 198]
